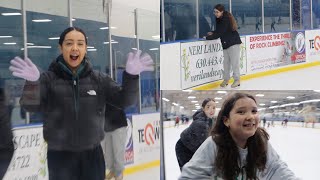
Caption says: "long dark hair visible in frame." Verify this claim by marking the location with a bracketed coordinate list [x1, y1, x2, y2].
[59, 27, 88, 46]
[214, 4, 238, 31]
[211, 93, 269, 180]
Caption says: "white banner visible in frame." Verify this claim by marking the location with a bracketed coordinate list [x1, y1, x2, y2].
[246, 32, 292, 73]
[132, 113, 160, 164]
[4, 126, 48, 180]
[180, 40, 224, 89]
[305, 29, 320, 62]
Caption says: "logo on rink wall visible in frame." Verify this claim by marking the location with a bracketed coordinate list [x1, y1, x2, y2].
[125, 117, 134, 165]
[295, 32, 305, 53]
[308, 36, 320, 51]
[137, 120, 160, 145]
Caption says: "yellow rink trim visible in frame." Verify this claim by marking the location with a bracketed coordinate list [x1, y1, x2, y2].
[192, 61, 320, 90]
[123, 160, 160, 175]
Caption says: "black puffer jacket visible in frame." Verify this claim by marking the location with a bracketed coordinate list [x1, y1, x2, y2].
[0, 87, 14, 150]
[206, 11, 241, 49]
[20, 55, 138, 151]
[179, 110, 213, 152]
[104, 104, 127, 132]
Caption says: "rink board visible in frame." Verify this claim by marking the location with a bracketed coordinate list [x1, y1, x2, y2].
[3, 113, 160, 179]
[160, 29, 320, 90]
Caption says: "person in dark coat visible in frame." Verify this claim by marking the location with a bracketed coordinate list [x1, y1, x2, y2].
[175, 98, 216, 170]
[206, 4, 242, 88]
[9, 27, 154, 180]
[103, 104, 128, 180]
[0, 77, 14, 179]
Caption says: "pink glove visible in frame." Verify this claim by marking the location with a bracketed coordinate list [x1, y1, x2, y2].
[9, 57, 40, 81]
[125, 50, 154, 75]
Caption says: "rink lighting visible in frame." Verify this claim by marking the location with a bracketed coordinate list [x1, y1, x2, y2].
[72, 18, 76, 21]
[258, 108, 266, 111]
[180, 106, 184, 109]
[188, 96, 196, 99]
[259, 104, 265, 106]
[195, 103, 199, 106]
[149, 48, 159, 51]
[314, 90, 320, 92]
[0, 36, 12, 38]
[27, 46, 51, 48]
[32, 19, 52, 22]
[256, 94, 264, 97]
[191, 101, 198, 103]
[162, 98, 170, 102]
[4, 42, 16, 45]
[172, 103, 179, 106]
[1, 13, 21, 16]
[287, 96, 295, 99]
[217, 91, 227, 94]
[152, 35, 160, 39]
[48, 37, 60, 40]
[103, 40, 119, 44]
[87, 46, 95, 49]
[269, 105, 279, 109]
[131, 48, 138, 50]
[99, 26, 117, 30]
[300, 99, 320, 104]
[87, 49, 97, 51]
[280, 103, 300, 107]
[271, 101, 278, 103]
[214, 97, 222, 100]
[27, 43, 34, 45]
[182, 90, 192, 92]
[196, 106, 201, 109]
[192, 110, 197, 112]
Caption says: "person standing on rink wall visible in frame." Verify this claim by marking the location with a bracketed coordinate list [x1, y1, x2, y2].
[103, 104, 128, 180]
[179, 93, 299, 180]
[9, 27, 154, 180]
[206, 4, 242, 88]
[175, 98, 216, 170]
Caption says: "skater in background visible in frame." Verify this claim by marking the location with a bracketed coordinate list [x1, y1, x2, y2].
[175, 98, 216, 170]
[205, 4, 242, 88]
[179, 93, 298, 180]
[103, 105, 128, 180]
[0, 77, 14, 179]
[284, 119, 288, 128]
[9, 27, 154, 180]
[262, 117, 266, 128]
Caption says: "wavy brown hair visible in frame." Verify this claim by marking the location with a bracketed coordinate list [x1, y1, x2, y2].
[210, 92, 269, 180]
[214, 4, 238, 31]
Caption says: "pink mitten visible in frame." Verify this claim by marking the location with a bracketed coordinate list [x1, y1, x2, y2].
[9, 57, 40, 81]
[125, 50, 154, 75]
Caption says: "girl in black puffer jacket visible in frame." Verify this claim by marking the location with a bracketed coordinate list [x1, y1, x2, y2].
[175, 98, 216, 170]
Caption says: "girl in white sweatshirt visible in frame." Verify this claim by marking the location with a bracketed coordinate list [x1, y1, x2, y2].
[179, 92, 299, 180]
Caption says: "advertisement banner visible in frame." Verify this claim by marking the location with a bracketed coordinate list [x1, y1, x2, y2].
[246, 32, 292, 73]
[180, 40, 224, 89]
[125, 116, 134, 165]
[132, 113, 160, 164]
[305, 29, 320, 62]
[291, 31, 306, 63]
[4, 126, 48, 180]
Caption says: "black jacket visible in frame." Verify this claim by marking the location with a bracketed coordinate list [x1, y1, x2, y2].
[0, 87, 14, 150]
[206, 11, 242, 49]
[104, 104, 127, 132]
[179, 110, 213, 153]
[20, 55, 139, 151]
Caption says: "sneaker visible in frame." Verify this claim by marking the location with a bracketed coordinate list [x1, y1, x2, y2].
[105, 171, 115, 180]
[220, 80, 229, 87]
[231, 80, 240, 88]
[115, 173, 123, 180]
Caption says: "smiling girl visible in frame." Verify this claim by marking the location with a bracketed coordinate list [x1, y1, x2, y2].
[179, 93, 299, 180]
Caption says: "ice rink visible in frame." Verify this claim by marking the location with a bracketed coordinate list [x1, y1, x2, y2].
[163, 121, 320, 180]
